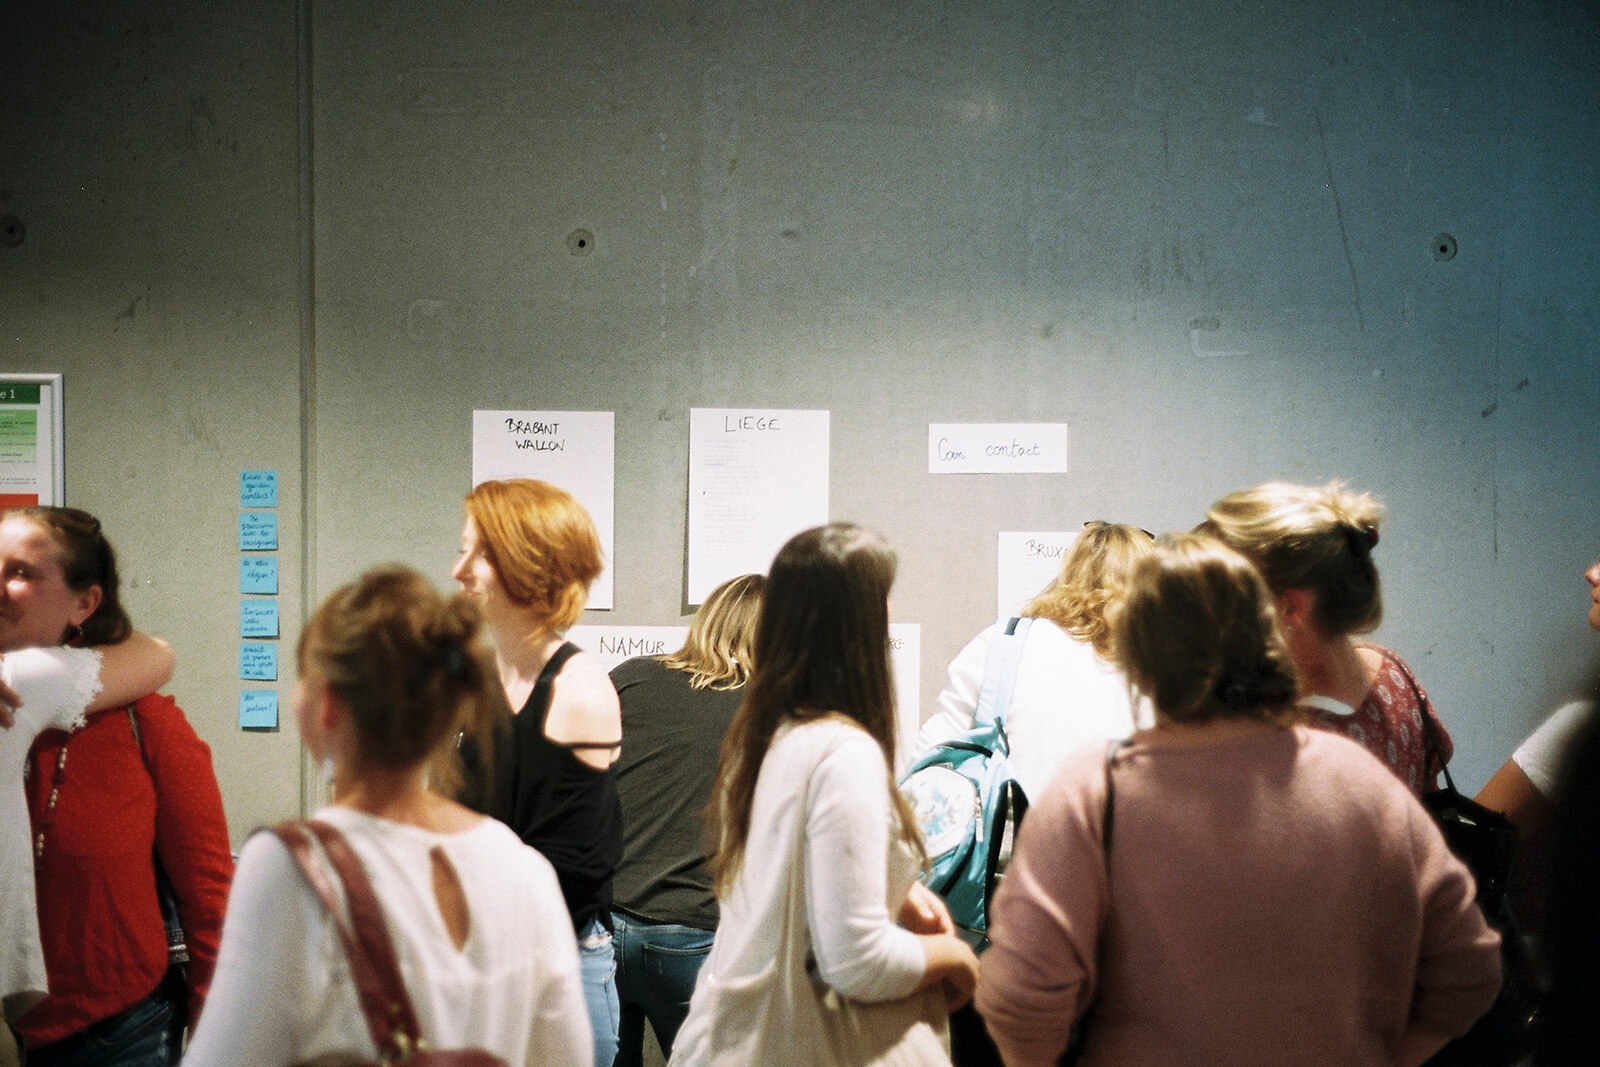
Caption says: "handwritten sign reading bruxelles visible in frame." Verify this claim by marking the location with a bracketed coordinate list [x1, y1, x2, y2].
[927, 423, 1068, 474]
[997, 531, 1077, 619]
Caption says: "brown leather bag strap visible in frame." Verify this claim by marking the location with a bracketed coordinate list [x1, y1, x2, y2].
[303, 820, 425, 1053]
[270, 820, 420, 1061]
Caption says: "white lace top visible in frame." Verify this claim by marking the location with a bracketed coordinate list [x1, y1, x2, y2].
[1, 646, 103, 1020]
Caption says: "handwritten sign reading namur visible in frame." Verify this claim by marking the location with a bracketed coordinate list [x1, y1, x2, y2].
[997, 531, 1076, 619]
[471, 410, 615, 610]
[566, 625, 691, 674]
[688, 408, 830, 605]
[927, 423, 1069, 474]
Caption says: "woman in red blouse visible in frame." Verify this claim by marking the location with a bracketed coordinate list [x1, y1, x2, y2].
[4, 507, 233, 1066]
[1197, 481, 1452, 796]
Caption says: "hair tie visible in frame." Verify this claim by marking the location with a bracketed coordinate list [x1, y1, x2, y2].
[443, 643, 467, 679]
[1216, 672, 1255, 707]
[1344, 523, 1378, 557]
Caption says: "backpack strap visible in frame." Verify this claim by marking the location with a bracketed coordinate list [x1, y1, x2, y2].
[271, 819, 425, 1062]
[972, 616, 1033, 737]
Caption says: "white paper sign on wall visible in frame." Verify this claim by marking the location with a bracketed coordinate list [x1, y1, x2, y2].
[472, 410, 615, 610]
[997, 531, 1077, 619]
[566, 625, 690, 674]
[890, 622, 921, 774]
[928, 423, 1068, 474]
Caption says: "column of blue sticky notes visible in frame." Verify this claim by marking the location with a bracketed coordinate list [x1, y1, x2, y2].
[240, 471, 279, 729]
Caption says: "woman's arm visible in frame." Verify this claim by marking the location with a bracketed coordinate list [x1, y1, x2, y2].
[138, 696, 234, 1023]
[182, 833, 317, 1067]
[88, 631, 173, 710]
[976, 757, 1108, 1067]
[1474, 758, 1552, 838]
[1402, 799, 1503, 1055]
[803, 732, 928, 1002]
[912, 627, 993, 764]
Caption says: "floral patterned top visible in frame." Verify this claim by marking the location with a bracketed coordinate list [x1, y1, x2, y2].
[1302, 644, 1452, 797]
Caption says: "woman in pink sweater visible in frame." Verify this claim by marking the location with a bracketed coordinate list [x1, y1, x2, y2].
[976, 534, 1502, 1067]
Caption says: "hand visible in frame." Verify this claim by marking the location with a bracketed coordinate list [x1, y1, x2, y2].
[0, 675, 18, 729]
[935, 937, 980, 1012]
[916, 933, 981, 1012]
[899, 882, 954, 935]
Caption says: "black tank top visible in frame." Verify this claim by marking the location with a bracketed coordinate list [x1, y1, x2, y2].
[481, 642, 623, 933]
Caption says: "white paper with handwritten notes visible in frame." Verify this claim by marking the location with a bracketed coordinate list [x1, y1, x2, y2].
[927, 423, 1068, 474]
[472, 410, 615, 610]
[688, 408, 829, 605]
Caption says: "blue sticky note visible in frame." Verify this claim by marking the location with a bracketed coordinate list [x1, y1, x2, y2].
[241, 470, 279, 509]
[240, 642, 278, 682]
[239, 512, 278, 551]
[239, 690, 279, 729]
[240, 556, 278, 594]
[241, 600, 279, 638]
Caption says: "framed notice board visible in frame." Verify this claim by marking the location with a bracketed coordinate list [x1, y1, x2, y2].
[0, 374, 64, 508]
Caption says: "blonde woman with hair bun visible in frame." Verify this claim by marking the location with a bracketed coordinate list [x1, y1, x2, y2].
[977, 534, 1502, 1066]
[1197, 480, 1452, 796]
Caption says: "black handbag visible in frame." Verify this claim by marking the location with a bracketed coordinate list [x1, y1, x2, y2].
[1399, 664, 1545, 1066]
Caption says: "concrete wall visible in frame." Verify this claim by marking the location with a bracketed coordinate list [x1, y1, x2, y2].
[4, 0, 1598, 842]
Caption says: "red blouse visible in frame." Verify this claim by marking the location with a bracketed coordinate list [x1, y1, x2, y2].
[1305, 644, 1453, 797]
[21, 694, 233, 1048]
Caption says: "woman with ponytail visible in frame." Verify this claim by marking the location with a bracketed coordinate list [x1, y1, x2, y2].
[977, 534, 1502, 1066]
[185, 566, 590, 1066]
[1196, 480, 1450, 795]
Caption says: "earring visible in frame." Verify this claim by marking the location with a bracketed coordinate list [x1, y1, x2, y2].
[320, 755, 336, 789]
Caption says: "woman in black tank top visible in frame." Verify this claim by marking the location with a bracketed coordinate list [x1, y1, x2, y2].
[451, 478, 624, 1067]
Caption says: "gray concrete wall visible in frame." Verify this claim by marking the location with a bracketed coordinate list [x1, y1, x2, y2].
[4, 0, 1598, 842]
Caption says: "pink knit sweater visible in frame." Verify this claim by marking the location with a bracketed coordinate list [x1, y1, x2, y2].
[976, 725, 1502, 1066]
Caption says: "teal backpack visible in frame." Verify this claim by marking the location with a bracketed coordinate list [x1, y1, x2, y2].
[899, 616, 1032, 948]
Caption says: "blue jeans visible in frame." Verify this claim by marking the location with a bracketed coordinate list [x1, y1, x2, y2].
[27, 985, 177, 1067]
[611, 911, 715, 1067]
[579, 918, 620, 1067]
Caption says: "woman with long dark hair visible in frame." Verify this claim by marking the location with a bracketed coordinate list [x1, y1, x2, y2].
[670, 524, 979, 1066]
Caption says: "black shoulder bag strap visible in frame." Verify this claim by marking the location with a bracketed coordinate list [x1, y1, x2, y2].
[126, 705, 190, 969]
